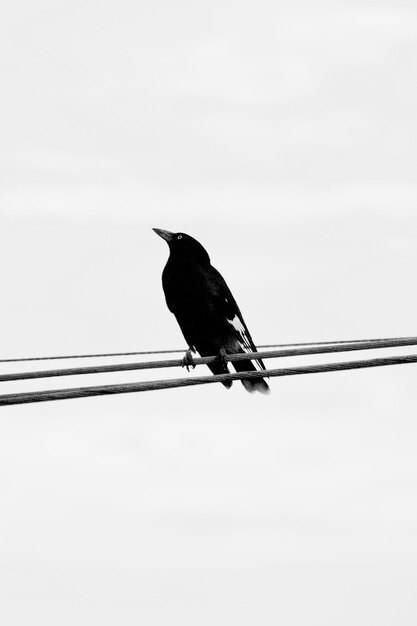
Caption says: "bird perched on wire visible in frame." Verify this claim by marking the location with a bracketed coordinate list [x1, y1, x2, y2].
[153, 228, 270, 394]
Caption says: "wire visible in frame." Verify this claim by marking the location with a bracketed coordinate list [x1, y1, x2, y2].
[1, 353, 416, 406]
[1, 335, 417, 363]
[2, 336, 417, 382]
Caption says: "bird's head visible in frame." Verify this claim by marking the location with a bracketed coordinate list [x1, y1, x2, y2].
[153, 228, 210, 264]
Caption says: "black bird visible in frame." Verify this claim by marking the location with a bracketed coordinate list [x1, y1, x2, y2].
[153, 228, 270, 394]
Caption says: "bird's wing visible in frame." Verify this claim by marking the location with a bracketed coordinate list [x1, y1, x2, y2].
[207, 266, 267, 372]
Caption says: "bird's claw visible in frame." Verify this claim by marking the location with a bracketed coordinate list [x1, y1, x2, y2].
[217, 348, 228, 367]
[182, 348, 196, 371]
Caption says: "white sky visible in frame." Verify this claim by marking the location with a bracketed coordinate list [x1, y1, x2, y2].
[1, 1, 417, 624]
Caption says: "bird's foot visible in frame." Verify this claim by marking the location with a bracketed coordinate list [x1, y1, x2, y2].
[182, 348, 196, 371]
[217, 348, 228, 367]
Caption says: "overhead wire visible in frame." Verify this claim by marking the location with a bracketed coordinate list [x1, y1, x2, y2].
[2, 336, 417, 382]
[1, 353, 416, 406]
[1, 335, 417, 363]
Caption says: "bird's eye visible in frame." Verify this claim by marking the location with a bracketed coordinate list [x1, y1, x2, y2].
[177, 235, 182, 240]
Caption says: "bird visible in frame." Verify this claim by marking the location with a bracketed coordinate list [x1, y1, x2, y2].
[153, 228, 270, 394]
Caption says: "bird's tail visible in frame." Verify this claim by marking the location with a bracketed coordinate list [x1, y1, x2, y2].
[232, 359, 270, 394]
[205, 351, 270, 393]
[207, 362, 233, 389]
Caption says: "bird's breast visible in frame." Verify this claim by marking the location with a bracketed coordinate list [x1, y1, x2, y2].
[162, 261, 220, 328]
[161, 259, 239, 353]
[163, 266, 204, 311]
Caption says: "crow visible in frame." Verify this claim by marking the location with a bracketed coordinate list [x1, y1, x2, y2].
[153, 228, 270, 394]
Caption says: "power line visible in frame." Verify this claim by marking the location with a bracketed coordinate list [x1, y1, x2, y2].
[1, 335, 417, 363]
[2, 336, 417, 382]
[1, 353, 416, 406]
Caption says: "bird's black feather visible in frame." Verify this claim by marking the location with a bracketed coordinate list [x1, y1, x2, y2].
[153, 229, 270, 394]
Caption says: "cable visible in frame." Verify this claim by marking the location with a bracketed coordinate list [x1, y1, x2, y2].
[2, 336, 417, 382]
[1, 353, 416, 406]
[1, 335, 417, 363]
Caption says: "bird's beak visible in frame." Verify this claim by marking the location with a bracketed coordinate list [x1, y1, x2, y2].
[153, 228, 175, 242]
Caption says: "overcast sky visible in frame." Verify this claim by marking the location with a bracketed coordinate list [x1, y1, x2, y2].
[1, 1, 417, 624]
